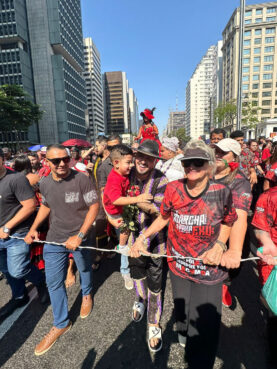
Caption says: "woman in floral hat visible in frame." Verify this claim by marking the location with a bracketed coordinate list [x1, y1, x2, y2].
[134, 108, 161, 148]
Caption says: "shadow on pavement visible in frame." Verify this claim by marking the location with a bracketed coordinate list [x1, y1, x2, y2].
[0, 297, 48, 367]
[217, 260, 271, 369]
[81, 348, 97, 369]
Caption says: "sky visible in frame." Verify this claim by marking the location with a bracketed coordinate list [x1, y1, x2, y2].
[81, 0, 263, 134]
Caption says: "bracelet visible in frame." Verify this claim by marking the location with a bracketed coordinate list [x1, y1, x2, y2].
[216, 240, 227, 252]
[139, 233, 146, 241]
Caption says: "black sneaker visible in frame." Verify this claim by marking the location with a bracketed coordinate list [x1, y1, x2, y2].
[0, 293, 29, 322]
[37, 282, 50, 305]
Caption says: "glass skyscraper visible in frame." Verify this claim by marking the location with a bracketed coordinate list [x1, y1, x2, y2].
[0, 0, 87, 145]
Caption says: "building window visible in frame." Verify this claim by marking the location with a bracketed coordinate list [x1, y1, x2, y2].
[252, 83, 259, 89]
[262, 109, 270, 114]
[244, 39, 251, 46]
[245, 19, 251, 24]
[243, 67, 250, 73]
[245, 10, 252, 16]
[243, 48, 250, 55]
[252, 92, 258, 97]
[242, 84, 249, 90]
[263, 83, 272, 88]
[266, 27, 275, 33]
[242, 75, 249, 81]
[262, 100, 271, 105]
[264, 55, 274, 62]
[263, 73, 273, 79]
[243, 58, 250, 64]
[267, 7, 276, 13]
[254, 38, 261, 44]
[255, 29, 262, 35]
[253, 74, 259, 80]
[266, 16, 276, 21]
[256, 9, 263, 15]
[254, 47, 261, 54]
[263, 91, 272, 97]
[255, 18, 262, 23]
[264, 64, 273, 71]
[265, 37, 275, 43]
[244, 30, 251, 37]
[265, 46, 274, 52]
[253, 57, 260, 63]
[253, 66, 260, 72]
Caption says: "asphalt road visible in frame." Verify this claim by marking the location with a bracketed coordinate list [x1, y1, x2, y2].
[0, 255, 275, 369]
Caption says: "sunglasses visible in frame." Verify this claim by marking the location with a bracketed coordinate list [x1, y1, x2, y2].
[183, 159, 206, 168]
[47, 156, 70, 166]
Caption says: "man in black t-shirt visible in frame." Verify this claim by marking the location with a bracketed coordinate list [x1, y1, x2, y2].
[0, 148, 46, 321]
[25, 144, 99, 356]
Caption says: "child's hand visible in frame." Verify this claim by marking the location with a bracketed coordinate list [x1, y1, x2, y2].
[137, 193, 153, 203]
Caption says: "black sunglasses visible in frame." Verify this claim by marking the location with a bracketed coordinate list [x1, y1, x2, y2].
[47, 156, 70, 166]
[183, 159, 206, 168]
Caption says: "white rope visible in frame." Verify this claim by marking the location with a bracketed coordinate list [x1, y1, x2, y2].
[8, 235, 266, 262]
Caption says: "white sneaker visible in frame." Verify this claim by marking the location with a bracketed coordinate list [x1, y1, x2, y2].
[123, 274, 134, 290]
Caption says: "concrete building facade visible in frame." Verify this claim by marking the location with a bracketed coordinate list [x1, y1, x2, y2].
[103, 71, 130, 135]
[211, 40, 223, 128]
[166, 111, 186, 135]
[0, 0, 87, 146]
[128, 87, 139, 134]
[222, 2, 277, 132]
[83, 37, 105, 142]
[185, 45, 216, 139]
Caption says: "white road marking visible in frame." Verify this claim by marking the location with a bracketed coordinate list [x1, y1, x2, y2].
[0, 288, 37, 341]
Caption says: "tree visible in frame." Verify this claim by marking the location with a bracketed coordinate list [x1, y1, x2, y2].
[213, 100, 237, 128]
[168, 127, 190, 143]
[0, 84, 43, 136]
[213, 102, 226, 127]
[241, 99, 261, 130]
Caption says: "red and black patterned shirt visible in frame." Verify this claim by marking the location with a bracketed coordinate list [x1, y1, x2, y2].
[239, 148, 255, 178]
[216, 171, 252, 212]
[160, 179, 238, 284]
[252, 187, 277, 246]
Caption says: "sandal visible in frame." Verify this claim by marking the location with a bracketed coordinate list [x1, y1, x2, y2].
[132, 301, 145, 322]
[148, 326, 162, 353]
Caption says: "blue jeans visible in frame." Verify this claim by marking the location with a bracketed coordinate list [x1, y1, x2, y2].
[114, 228, 130, 275]
[43, 243, 93, 329]
[0, 232, 44, 299]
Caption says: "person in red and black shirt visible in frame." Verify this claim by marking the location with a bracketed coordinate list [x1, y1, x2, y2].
[213, 138, 252, 307]
[131, 140, 237, 369]
[252, 170, 277, 365]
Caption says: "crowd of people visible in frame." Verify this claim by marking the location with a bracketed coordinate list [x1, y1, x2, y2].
[0, 111, 277, 368]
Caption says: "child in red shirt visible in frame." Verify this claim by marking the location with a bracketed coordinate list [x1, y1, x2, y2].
[103, 144, 153, 252]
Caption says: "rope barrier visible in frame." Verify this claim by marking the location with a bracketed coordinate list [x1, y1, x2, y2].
[9, 235, 266, 262]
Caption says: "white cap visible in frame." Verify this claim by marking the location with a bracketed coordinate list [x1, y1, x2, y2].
[272, 136, 277, 143]
[214, 138, 241, 156]
[40, 146, 47, 153]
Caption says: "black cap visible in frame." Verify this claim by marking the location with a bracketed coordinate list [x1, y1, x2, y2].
[179, 148, 211, 161]
[136, 139, 161, 159]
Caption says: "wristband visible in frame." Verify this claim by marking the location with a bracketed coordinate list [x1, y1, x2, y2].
[216, 240, 227, 252]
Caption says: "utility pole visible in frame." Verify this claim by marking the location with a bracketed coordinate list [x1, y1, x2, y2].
[237, 0, 245, 130]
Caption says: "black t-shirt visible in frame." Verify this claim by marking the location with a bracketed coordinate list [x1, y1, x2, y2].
[97, 156, 113, 189]
[40, 170, 98, 243]
[0, 169, 35, 235]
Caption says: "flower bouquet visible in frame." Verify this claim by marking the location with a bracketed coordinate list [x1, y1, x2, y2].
[120, 185, 140, 233]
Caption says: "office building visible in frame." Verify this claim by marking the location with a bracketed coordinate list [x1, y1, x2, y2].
[128, 87, 139, 134]
[83, 37, 105, 142]
[103, 71, 130, 135]
[222, 2, 277, 132]
[211, 40, 223, 128]
[166, 111, 186, 135]
[185, 45, 216, 139]
[0, 0, 87, 145]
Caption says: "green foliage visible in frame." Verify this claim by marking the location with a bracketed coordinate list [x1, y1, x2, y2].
[241, 99, 261, 129]
[214, 100, 237, 127]
[0, 84, 43, 133]
[121, 204, 140, 232]
[168, 127, 190, 143]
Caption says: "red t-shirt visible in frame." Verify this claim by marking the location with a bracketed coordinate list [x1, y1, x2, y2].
[252, 187, 277, 246]
[103, 168, 130, 215]
[262, 147, 271, 161]
[160, 179, 238, 284]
